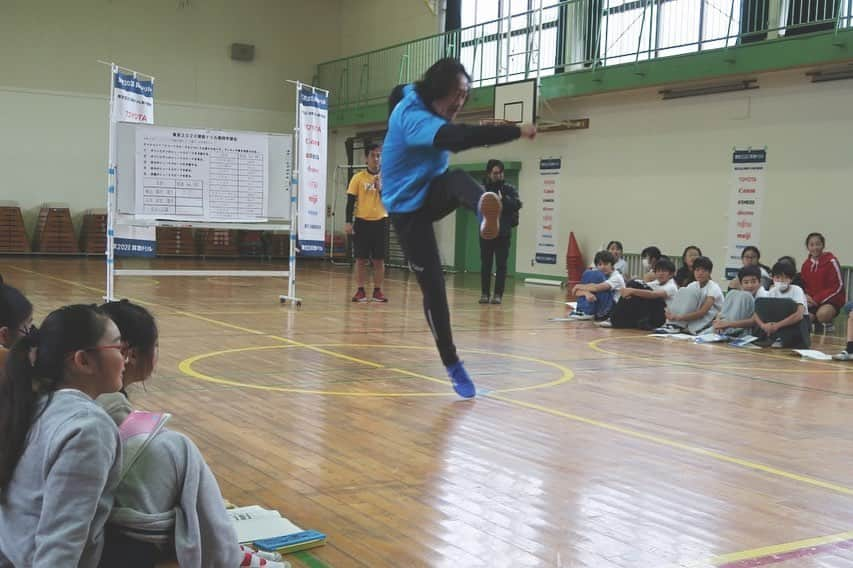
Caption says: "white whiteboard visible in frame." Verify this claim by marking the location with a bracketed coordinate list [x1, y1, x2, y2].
[116, 123, 292, 221]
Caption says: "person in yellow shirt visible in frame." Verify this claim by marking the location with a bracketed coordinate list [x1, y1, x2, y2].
[345, 143, 389, 302]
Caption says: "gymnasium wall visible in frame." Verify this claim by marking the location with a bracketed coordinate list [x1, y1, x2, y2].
[338, 0, 442, 56]
[452, 67, 853, 276]
[0, 0, 341, 233]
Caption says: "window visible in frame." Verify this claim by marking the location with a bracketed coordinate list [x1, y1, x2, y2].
[460, 0, 561, 86]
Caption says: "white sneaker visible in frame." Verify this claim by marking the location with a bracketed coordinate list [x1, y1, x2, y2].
[833, 351, 852, 361]
[597, 320, 612, 328]
[770, 338, 784, 348]
[569, 311, 593, 321]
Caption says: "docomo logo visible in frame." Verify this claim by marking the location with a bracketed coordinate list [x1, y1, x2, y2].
[738, 187, 756, 194]
[737, 231, 752, 239]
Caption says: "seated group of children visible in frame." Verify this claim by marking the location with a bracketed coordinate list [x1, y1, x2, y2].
[570, 246, 812, 349]
[0, 276, 287, 568]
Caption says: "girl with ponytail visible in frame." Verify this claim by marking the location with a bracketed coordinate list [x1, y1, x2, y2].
[0, 304, 126, 567]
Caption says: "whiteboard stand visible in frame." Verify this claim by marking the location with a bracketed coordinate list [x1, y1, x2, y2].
[105, 120, 299, 305]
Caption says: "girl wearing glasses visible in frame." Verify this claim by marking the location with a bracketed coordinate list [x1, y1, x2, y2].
[0, 304, 125, 567]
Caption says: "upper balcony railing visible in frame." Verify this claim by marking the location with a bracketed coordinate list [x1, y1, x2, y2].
[317, 0, 852, 109]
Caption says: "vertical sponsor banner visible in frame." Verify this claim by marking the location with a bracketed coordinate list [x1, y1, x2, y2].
[113, 70, 156, 257]
[297, 86, 328, 256]
[725, 148, 766, 279]
[113, 71, 154, 124]
[535, 157, 561, 264]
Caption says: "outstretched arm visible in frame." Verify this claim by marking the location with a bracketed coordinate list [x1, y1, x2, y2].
[433, 123, 535, 153]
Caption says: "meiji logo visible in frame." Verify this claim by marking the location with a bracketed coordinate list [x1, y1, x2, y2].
[737, 199, 755, 205]
[308, 195, 319, 204]
[738, 188, 756, 194]
[737, 220, 752, 229]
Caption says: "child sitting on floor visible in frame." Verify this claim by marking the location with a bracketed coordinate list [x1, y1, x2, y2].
[712, 265, 767, 336]
[607, 258, 677, 330]
[659, 256, 723, 335]
[754, 261, 811, 348]
[570, 251, 625, 321]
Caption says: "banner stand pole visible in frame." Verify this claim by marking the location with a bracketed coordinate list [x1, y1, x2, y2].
[99, 60, 155, 301]
[280, 80, 330, 306]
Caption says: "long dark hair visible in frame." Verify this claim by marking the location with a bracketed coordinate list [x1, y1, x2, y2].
[101, 300, 158, 379]
[0, 285, 33, 346]
[0, 304, 109, 496]
[414, 58, 471, 107]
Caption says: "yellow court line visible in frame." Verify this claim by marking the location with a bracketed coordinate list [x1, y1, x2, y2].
[708, 529, 853, 565]
[179, 343, 573, 396]
[15, 265, 853, 498]
[666, 528, 853, 567]
[589, 335, 853, 374]
[7, 266, 158, 307]
[486, 392, 853, 497]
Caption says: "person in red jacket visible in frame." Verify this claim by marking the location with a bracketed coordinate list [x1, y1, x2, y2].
[800, 232, 846, 332]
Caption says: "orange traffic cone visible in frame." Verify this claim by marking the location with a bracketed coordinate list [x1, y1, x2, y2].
[566, 232, 584, 295]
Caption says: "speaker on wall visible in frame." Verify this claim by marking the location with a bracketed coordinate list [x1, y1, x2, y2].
[230, 43, 255, 62]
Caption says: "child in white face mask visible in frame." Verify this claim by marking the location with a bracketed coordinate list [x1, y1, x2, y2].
[753, 261, 811, 348]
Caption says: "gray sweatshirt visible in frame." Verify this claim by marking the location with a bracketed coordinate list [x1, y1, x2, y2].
[97, 393, 241, 568]
[0, 389, 122, 567]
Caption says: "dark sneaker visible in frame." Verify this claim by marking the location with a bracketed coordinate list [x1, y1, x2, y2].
[479, 294, 490, 304]
[478, 192, 502, 240]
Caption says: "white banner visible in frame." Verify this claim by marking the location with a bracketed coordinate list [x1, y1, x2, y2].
[725, 148, 767, 280]
[113, 70, 156, 256]
[297, 86, 328, 256]
[113, 71, 154, 124]
[534, 157, 561, 264]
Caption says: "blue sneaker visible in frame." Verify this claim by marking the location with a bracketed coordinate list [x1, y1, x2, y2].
[445, 361, 476, 398]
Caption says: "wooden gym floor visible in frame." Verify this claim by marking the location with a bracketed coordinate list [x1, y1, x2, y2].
[3, 257, 853, 568]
